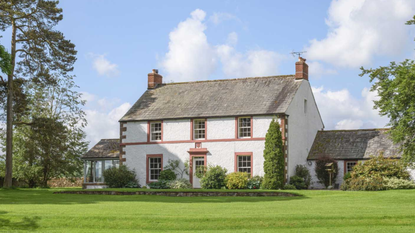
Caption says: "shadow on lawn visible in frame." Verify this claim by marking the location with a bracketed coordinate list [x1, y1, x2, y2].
[0, 189, 308, 205]
[0, 211, 40, 231]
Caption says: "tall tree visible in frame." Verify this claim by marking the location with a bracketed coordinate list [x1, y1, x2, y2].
[1, 75, 87, 187]
[262, 119, 285, 189]
[0, 0, 76, 187]
[359, 16, 415, 162]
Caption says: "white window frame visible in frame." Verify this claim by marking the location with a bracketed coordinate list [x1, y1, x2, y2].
[150, 121, 162, 142]
[193, 119, 206, 140]
[345, 161, 357, 174]
[149, 157, 162, 182]
[237, 155, 252, 175]
[238, 117, 252, 138]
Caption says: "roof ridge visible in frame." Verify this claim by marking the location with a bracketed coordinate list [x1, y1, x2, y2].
[319, 128, 391, 132]
[162, 75, 295, 86]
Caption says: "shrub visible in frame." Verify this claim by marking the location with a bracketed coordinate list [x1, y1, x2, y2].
[295, 165, 311, 189]
[262, 119, 285, 189]
[225, 172, 249, 189]
[148, 180, 170, 189]
[247, 176, 263, 189]
[342, 176, 385, 191]
[200, 165, 227, 189]
[343, 172, 351, 181]
[289, 175, 307, 190]
[103, 165, 139, 188]
[351, 156, 410, 180]
[159, 169, 177, 181]
[283, 184, 297, 190]
[315, 156, 338, 188]
[383, 177, 415, 190]
[168, 178, 192, 189]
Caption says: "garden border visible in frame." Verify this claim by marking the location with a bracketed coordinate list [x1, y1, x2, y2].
[54, 190, 299, 197]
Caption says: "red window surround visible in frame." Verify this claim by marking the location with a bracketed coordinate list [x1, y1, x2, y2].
[146, 154, 163, 184]
[147, 121, 163, 142]
[190, 118, 208, 140]
[234, 152, 253, 177]
[235, 116, 253, 139]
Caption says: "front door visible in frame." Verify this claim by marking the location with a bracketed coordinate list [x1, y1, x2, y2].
[192, 157, 205, 188]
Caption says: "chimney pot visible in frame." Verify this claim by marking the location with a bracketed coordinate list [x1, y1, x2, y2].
[148, 69, 163, 89]
[295, 57, 309, 81]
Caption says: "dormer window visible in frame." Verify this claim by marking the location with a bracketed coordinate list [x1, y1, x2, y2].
[238, 117, 251, 138]
[193, 119, 206, 140]
[150, 122, 162, 141]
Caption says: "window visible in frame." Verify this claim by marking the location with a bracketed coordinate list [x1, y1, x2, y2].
[304, 99, 307, 114]
[150, 122, 162, 141]
[83, 159, 120, 183]
[345, 161, 357, 173]
[235, 152, 253, 176]
[147, 154, 163, 183]
[238, 117, 251, 138]
[193, 119, 206, 140]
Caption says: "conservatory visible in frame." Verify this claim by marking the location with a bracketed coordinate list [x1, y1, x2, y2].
[82, 139, 120, 189]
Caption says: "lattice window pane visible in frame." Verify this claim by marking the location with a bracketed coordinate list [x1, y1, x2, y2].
[346, 161, 357, 173]
[149, 157, 162, 181]
[194, 119, 206, 139]
[151, 122, 162, 141]
[238, 117, 251, 138]
[237, 155, 251, 176]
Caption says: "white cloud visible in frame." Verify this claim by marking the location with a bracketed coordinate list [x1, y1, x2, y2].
[307, 61, 337, 78]
[160, 9, 216, 82]
[82, 92, 131, 148]
[161, 10, 284, 81]
[312, 86, 389, 130]
[227, 32, 238, 45]
[306, 0, 415, 68]
[216, 44, 283, 78]
[209, 12, 240, 25]
[88, 53, 120, 78]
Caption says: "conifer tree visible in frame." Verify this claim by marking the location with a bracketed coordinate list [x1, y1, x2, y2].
[262, 118, 285, 189]
[0, 1, 77, 187]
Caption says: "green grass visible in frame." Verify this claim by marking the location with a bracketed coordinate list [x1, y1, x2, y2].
[1, 188, 415, 232]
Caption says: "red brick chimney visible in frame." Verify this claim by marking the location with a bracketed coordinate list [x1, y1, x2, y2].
[148, 69, 163, 89]
[295, 57, 308, 81]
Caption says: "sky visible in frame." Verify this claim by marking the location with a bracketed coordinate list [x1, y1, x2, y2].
[2, 0, 415, 148]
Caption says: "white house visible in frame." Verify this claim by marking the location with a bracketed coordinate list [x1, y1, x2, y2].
[111, 57, 323, 188]
[82, 57, 414, 189]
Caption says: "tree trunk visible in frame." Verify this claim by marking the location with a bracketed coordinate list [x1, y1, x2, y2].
[4, 18, 16, 188]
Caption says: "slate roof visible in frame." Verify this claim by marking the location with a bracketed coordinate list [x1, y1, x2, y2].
[307, 129, 402, 160]
[120, 75, 302, 121]
[82, 139, 120, 159]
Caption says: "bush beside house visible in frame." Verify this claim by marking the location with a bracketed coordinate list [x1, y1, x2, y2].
[103, 165, 139, 188]
[341, 156, 414, 191]
[262, 119, 285, 189]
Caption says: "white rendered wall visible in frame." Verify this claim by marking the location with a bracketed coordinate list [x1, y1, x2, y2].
[163, 119, 191, 141]
[123, 121, 147, 143]
[207, 118, 235, 139]
[285, 80, 324, 178]
[253, 116, 275, 138]
[124, 140, 266, 186]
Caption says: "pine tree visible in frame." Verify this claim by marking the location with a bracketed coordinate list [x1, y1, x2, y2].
[0, 1, 77, 187]
[262, 118, 285, 189]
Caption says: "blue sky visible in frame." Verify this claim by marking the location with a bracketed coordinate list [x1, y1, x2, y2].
[2, 0, 415, 147]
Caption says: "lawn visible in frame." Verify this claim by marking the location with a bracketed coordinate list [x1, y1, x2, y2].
[1, 188, 415, 232]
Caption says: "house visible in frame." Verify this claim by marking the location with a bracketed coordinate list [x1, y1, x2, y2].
[82, 58, 412, 189]
[113, 57, 324, 188]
